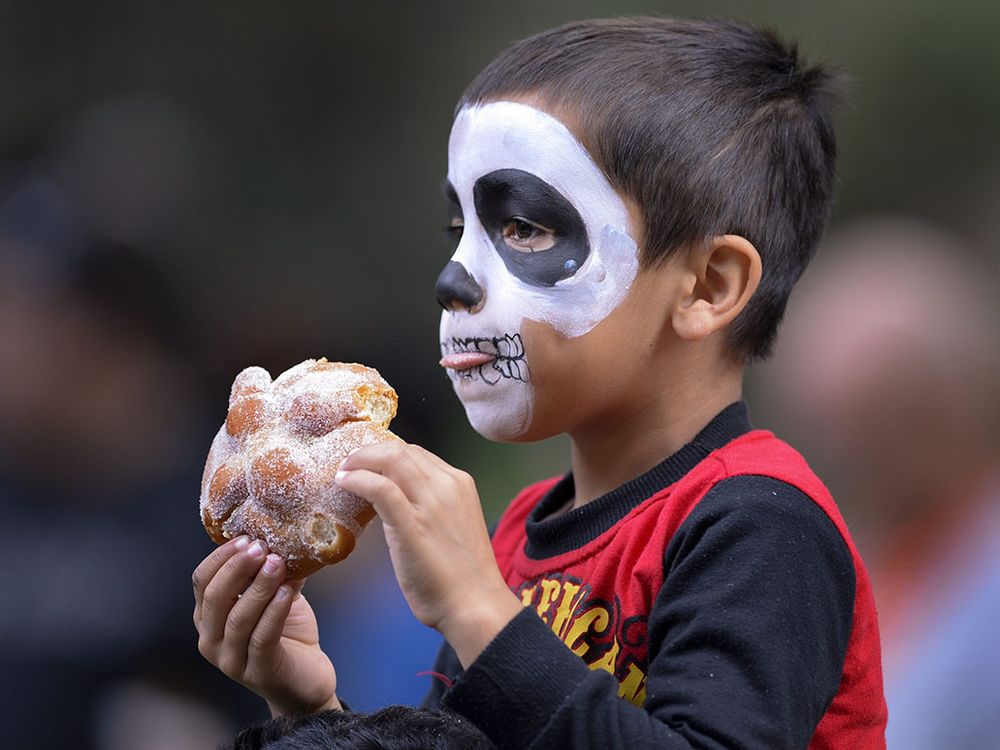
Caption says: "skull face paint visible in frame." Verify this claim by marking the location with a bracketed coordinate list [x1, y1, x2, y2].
[437, 101, 639, 440]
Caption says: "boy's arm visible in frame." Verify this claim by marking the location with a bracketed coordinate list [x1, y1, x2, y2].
[437, 477, 855, 749]
[337, 444, 854, 749]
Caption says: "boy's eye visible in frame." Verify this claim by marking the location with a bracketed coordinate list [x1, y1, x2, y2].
[473, 168, 589, 287]
[444, 222, 465, 244]
[502, 217, 555, 253]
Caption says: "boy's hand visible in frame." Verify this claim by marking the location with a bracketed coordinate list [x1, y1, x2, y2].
[336, 442, 523, 668]
[192, 536, 341, 717]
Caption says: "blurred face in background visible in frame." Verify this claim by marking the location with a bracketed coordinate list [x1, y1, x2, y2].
[761, 220, 999, 530]
[0, 242, 191, 493]
[0, 268, 54, 452]
[436, 100, 640, 441]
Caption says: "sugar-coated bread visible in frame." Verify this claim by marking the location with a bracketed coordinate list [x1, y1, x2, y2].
[200, 358, 398, 578]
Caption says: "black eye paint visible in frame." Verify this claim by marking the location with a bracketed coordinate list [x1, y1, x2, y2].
[473, 169, 589, 287]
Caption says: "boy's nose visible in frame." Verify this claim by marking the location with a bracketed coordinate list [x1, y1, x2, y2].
[435, 261, 484, 312]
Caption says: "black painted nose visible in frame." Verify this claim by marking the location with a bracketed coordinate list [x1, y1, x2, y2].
[435, 260, 484, 311]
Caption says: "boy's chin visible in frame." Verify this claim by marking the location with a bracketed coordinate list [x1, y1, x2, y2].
[456, 385, 534, 442]
[462, 400, 567, 444]
[463, 400, 531, 443]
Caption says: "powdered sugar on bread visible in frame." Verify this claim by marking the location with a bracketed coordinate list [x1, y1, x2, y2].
[200, 358, 398, 578]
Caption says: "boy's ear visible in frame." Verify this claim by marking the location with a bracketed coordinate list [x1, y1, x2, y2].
[670, 234, 762, 342]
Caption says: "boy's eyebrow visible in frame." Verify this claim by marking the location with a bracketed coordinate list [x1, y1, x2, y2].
[440, 178, 460, 206]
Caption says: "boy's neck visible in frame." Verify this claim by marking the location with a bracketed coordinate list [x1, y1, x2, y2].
[567, 364, 744, 510]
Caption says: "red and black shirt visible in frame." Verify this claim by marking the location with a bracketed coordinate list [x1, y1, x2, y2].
[425, 403, 887, 749]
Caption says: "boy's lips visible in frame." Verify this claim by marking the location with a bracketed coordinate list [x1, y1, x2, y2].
[439, 332, 528, 383]
[439, 351, 496, 371]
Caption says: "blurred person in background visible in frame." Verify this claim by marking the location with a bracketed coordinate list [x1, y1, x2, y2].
[756, 217, 1000, 749]
[0, 92, 454, 746]
[0, 184, 261, 747]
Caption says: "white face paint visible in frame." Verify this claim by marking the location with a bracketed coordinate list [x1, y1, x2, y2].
[438, 101, 639, 440]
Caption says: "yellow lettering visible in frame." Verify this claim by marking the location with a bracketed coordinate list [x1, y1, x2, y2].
[520, 584, 537, 608]
[563, 606, 610, 658]
[618, 662, 647, 706]
[589, 637, 620, 675]
[536, 579, 562, 621]
[550, 581, 582, 638]
[527, 575, 649, 708]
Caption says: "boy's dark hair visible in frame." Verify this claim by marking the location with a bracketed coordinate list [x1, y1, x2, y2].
[459, 17, 846, 361]
[223, 706, 495, 750]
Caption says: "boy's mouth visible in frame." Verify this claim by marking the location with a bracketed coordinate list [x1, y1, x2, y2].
[439, 333, 528, 383]
[439, 351, 495, 371]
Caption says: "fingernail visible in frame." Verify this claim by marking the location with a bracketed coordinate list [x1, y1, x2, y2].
[335, 470, 348, 483]
[263, 554, 281, 575]
[275, 585, 290, 601]
[248, 540, 266, 559]
[234, 535, 249, 550]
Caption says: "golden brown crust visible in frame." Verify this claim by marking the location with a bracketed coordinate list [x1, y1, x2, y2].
[226, 397, 266, 437]
[199, 358, 397, 579]
[204, 462, 247, 543]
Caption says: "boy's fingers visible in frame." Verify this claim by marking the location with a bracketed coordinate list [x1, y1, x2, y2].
[199, 540, 270, 645]
[407, 444, 477, 498]
[339, 440, 403, 471]
[341, 441, 448, 498]
[245, 583, 297, 680]
[406, 443, 455, 472]
[335, 468, 411, 528]
[223, 554, 287, 659]
[193, 535, 250, 615]
[193, 537, 251, 627]
[341, 441, 430, 479]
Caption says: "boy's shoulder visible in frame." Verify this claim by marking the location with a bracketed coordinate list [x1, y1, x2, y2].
[698, 429, 858, 549]
[705, 429, 824, 489]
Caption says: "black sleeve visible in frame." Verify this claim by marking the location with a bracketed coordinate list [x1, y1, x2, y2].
[438, 475, 856, 750]
[421, 640, 462, 710]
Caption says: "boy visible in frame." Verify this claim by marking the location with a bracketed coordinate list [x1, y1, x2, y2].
[193, 17, 887, 749]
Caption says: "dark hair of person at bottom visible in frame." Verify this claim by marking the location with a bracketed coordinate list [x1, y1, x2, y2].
[222, 706, 495, 750]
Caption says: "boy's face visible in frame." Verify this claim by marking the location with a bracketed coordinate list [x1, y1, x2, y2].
[438, 101, 640, 440]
